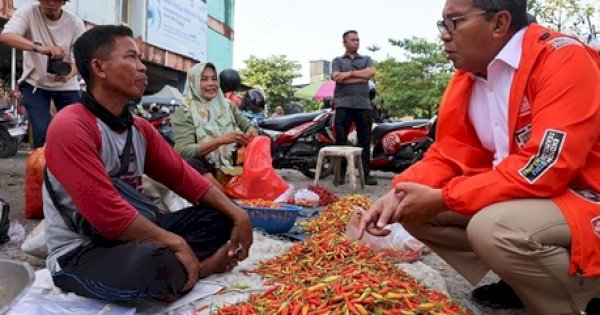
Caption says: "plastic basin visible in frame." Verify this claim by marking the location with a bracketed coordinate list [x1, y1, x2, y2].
[0, 259, 34, 314]
[238, 204, 302, 234]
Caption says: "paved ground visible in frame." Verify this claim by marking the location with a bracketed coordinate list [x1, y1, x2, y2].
[0, 146, 526, 314]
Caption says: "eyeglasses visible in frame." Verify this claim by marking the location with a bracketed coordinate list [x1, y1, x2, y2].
[437, 10, 497, 34]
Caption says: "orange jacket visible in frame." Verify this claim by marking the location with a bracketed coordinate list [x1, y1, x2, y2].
[392, 24, 600, 277]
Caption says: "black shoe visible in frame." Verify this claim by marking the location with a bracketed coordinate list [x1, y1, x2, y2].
[364, 175, 378, 186]
[338, 176, 345, 185]
[471, 280, 524, 309]
[587, 298, 600, 314]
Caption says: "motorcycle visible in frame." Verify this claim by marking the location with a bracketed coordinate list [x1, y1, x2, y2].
[0, 104, 28, 158]
[319, 109, 436, 174]
[369, 115, 436, 173]
[134, 102, 175, 146]
[242, 110, 265, 125]
[258, 109, 335, 179]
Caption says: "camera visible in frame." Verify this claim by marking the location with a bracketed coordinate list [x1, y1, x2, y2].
[47, 58, 71, 76]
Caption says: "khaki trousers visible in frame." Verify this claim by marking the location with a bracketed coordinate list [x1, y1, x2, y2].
[403, 199, 600, 315]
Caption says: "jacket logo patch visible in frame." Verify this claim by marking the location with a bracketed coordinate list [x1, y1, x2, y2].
[519, 129, 566, 183]
[592, 216, 600, 237]
[574, 189, 600, 203]
[515, 123, 532, 148]
[547, 37, 582, 50]
[519, 97, 531, 117]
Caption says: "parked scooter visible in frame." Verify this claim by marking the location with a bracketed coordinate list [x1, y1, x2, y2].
[369, 115, 436, 173]
[0, 104, 28, 158]
[240, 89, 266, 124]
[219, 69, 267, 124]
[258, 109, 335, 178]
[148, 111, 174, 146]
[133, 101, 174, 146]
[320, 108, 436, 174]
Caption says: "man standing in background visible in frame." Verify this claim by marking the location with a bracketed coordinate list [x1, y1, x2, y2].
[331, 30, 377, 185]
[0, 0, 85, 148]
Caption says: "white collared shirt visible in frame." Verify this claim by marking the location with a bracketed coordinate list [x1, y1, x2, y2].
[468, 27, 527, 167]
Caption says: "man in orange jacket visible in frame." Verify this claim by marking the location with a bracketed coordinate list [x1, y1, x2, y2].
[359, 0, 600, 314]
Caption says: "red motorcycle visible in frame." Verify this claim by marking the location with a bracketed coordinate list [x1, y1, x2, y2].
[369, 116, 435, 173]
[134, 102, 174, 146]
[320, 110, 436, 174]
[258, 109, 335, 178]
[258, 109, 436, 178]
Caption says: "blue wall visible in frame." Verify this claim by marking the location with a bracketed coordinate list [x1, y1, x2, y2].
[207, 0, 234, 27]
[206, 0, 235, 72]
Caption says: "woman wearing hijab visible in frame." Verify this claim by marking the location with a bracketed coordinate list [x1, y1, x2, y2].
[173, 63, 258, 190]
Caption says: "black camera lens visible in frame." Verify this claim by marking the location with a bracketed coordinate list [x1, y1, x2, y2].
[47, 59, 71, 76]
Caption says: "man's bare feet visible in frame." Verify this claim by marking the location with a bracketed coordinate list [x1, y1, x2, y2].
[198, 242, 241, 278]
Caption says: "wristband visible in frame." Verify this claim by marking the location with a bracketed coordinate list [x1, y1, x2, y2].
[32, 41, 42, 53]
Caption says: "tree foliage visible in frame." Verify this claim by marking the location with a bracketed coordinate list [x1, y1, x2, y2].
[239, 55, 301, 113]
[302, 100, 322, 113]
[375, 37, 453, 118]
[367, 44, 381, 53]
[529, 0, 596, 35]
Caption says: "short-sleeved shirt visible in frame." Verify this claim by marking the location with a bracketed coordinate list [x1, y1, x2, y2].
[331, 54, 374, 110]
[2, 3, 85, 91]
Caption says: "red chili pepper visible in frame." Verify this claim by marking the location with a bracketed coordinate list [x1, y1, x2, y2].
[212, 196, 472, 315]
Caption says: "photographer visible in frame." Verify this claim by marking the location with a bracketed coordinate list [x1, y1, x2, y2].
[0, 0, 85, 148]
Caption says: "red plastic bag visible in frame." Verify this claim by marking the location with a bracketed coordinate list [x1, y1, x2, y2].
[225, 136, 289, 200]
[25, 148, 46, 219]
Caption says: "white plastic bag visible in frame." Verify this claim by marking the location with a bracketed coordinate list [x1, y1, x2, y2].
[274, 184, 295, 204]
[345, 208, 427, 262]
[21, 220, 48, 258]
[293, 189, 319, 207]
[8, 221, 25, 244]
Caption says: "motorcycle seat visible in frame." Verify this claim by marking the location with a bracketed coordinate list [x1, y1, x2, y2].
[371, 119, 429, 141]
[258, 111, 322, 131]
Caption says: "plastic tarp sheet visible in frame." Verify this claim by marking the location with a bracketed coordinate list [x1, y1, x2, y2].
[6, 269, 223, 315]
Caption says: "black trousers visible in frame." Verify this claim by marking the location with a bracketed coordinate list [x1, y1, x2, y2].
[185, 157, 216, 176]
[334, 108, 373, 176]
[52, 206, 232, 302]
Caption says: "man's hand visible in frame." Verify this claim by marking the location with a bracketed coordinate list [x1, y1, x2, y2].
[118, 216, 202, 291]
[195, 187, 254, 264]
[227, 209, 253, 260]
[334, 71, 352, 84]
[38, 45, 65, 60]
[393, 183, 447, 224]
[171, 237, 201, 291]
[358, 183, 447, 238]
[358, 188, 405, 238]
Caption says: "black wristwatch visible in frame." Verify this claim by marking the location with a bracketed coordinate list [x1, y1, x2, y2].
[32, 41, 42, 53]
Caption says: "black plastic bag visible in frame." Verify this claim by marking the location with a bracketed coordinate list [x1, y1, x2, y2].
[0, 198, 10, 244]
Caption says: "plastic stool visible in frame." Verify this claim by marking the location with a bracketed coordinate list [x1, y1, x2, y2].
[314, 146, 365, 192]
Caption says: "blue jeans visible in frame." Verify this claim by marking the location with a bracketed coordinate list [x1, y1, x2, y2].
[20, 82, 81, 148]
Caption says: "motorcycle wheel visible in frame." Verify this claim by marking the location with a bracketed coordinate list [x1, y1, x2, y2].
[300, 156, 333, 179]
[0, 128, 18, 158]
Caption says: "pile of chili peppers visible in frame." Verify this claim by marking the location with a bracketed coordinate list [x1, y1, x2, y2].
[238, 198, 281, 209]
[208, 195, 471, 315]
[298, 194, 371, 235]
[214, 233, 471, 315]
[307, 184, 340, 206]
